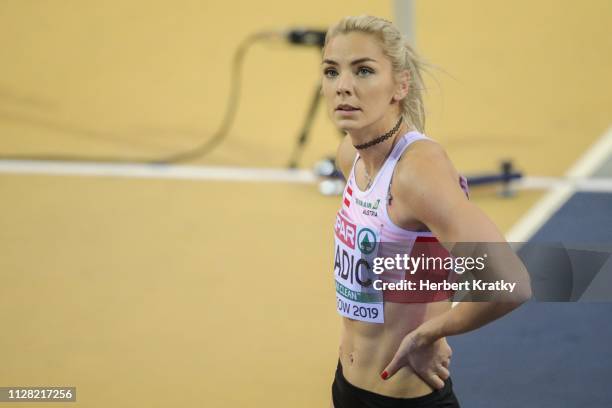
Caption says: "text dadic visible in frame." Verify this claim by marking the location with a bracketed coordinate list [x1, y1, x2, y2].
[334, 245, 373, 287]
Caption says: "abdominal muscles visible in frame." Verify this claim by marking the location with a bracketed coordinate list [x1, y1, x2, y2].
[339, 301, 452, 398]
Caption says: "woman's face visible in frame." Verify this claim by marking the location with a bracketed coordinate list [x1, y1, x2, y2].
[321, 32, 402, 132]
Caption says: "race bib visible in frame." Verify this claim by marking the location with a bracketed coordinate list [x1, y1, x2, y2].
[333, 211, 384, 323]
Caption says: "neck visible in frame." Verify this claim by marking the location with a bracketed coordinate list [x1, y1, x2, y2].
[348, 117, 411, 177]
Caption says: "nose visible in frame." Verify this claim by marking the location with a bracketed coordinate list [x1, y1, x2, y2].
[336, 72, 353, 96]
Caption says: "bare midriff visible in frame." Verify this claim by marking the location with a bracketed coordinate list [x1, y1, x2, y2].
[338, 300, 451, 398]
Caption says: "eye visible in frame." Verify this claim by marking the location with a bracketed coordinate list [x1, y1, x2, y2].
[323, 68, 338, 78]
[357, 66, 374, 76]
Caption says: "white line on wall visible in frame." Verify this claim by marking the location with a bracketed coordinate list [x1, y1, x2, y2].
[0, 160, 317, 184]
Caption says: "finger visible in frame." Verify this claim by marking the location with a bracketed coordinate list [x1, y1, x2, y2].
[437, 365, 450, 380]
[441, 358, 450, 368]
[381, 354, 405, 380]
[425, 373, 445, 390]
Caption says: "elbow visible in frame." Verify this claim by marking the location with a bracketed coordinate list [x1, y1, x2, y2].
[516, 270, 533, 304]
[509, 281, 532, 308]
[495, 279, 532, 311]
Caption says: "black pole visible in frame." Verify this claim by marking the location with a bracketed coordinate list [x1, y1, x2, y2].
[287, 82, 322, 169]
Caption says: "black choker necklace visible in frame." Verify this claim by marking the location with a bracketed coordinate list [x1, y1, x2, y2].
[353, 116, 403, 150]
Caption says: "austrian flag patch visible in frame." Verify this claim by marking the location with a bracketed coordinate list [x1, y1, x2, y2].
[343, 184, 353, 208]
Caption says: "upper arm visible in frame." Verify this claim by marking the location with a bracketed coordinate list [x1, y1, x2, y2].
[335, 134, 356, 180]
[395, 141, 532, 301]
[394, 142, 505, 244]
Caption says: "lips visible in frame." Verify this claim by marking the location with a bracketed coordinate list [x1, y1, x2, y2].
[336, 104, 360, 111]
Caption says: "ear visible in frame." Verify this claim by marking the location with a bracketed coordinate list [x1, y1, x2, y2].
[391, 70, 410, 103]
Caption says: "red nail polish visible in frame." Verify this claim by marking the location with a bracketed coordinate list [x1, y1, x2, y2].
[381, 371, 388, 380]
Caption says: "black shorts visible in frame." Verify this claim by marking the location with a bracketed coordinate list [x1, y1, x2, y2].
[331, 360, 460, 408]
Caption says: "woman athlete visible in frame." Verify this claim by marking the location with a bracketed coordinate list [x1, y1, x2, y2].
[323, 16, 531, 407]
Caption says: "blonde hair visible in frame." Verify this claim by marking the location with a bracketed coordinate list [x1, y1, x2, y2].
[323, 15, 428, 133]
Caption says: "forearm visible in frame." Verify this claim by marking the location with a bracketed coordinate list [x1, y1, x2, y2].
[415, 301, 524, 345]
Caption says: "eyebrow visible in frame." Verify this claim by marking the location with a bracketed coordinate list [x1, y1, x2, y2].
[321, 57, 378, 66]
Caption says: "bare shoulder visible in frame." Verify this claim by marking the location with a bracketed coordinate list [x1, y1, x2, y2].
[391, 139, 468, 228]
[394, 139, 460, 189]
[392, 139, 510, 243]
[335, 134, 357, 179]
